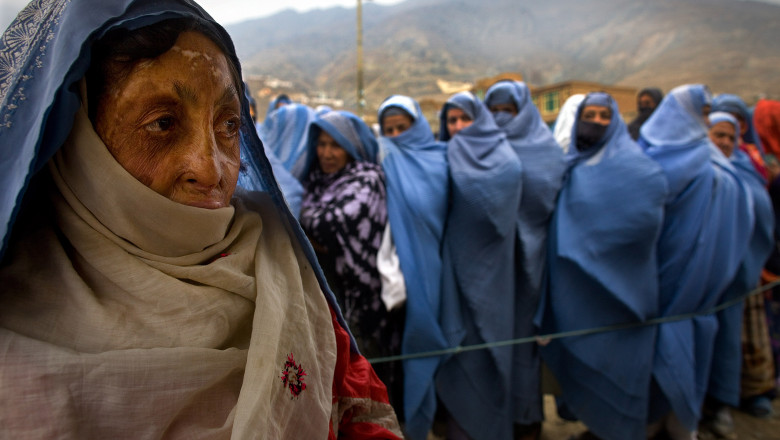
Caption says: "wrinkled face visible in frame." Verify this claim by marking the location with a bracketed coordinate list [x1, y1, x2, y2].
[709, 121, 737, 157]
[446, 107, 473, 136]
[488, 102, 518, 116]
[382, 113, 413, 137]
[94, 31, 241, 209]
[581, 105, 612, 126]
[316, 131, 351, 174]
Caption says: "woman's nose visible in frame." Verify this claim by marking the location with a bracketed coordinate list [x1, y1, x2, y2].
[184, 133, 221, 188]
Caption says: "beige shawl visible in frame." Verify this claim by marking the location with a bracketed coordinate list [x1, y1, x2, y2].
[0, 104, 338, 438]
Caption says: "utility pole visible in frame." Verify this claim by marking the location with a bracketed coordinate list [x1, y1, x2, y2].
[356, 0, 365, 118]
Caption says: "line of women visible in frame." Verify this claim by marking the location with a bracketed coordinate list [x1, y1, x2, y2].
[256, 82, 774, 440]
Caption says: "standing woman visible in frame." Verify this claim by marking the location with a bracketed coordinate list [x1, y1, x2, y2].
[484, 80, 566, 438]
[0, 1, 402, 438]
[701, 112, 774, 437]
[537, 92, 668, 440]
[298, 110, 389, 360]
[435, 91, 525, 440]
[639, 84, 752, 438]
[712, 94, 769, 180]
[378, 95, 450, 440]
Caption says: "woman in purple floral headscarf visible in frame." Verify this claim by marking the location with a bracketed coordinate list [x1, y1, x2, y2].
[299, 111, 392, 358]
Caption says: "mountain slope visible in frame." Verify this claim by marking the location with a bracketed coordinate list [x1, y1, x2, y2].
[228, 0, 780, 110]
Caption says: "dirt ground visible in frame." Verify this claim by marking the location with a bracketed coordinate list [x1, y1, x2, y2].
[538, 394, 780, 440]
[424, 394, 780, 439]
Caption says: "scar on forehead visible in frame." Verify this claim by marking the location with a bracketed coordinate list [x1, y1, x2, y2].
[171, 45, 214, 62]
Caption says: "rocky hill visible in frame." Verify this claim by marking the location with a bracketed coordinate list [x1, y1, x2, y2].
[227, 0, 780, 113]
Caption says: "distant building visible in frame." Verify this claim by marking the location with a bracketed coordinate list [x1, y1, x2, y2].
[530, 81, 638, 125]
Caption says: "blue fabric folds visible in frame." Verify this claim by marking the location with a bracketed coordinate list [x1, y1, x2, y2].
[258, 102, 317, 180]
[484, 80, 566, 426]
[435, 91, 523, 439]
[538, 92, 669, 440]
[707, 111, 774, 406]
[238, 126, 303, 218]
[0, 0, 352, 346]
[639, 84, 752, 429]
[378, 95, 449, 440]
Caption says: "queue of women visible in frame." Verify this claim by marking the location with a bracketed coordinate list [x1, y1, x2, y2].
[251, 77, 780, 440]
[2, 1, 780, 439]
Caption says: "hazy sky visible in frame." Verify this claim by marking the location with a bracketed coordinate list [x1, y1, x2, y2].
[1, 0, 404, 31]
[3, 0, 780, 34]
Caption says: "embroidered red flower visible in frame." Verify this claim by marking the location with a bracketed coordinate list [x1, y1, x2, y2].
[280, 353, 307, 399]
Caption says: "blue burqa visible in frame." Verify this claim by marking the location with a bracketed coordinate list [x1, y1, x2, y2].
[706, 112, 774, 406]
[639, 85, 752, 429]
[378, 95, 450, 440]
[484, 80, 566, 426]
[435, 91, 523, 440]
[537, 92, 669, 440]
[258, 102, 317, 180]
[238, 128, 303, 218]
[0, 0, 353, 348]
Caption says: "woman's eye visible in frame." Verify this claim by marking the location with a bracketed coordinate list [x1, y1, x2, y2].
[146, 117, 174, 132]
[218, 117, 240, 137]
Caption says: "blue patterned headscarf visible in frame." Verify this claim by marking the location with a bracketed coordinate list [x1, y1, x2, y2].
[640, 84, 752, 430]
[712, 93, 764, 152]
[377, 95, 449, 440]
[538, 91, 668, 440]
[0, 0, 352, 346]
[304, 110, 378, 169]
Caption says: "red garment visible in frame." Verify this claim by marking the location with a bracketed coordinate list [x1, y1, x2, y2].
[328, 307, 403, 440]
[740, 142, 769, 180]
[754, 99, 780, 159]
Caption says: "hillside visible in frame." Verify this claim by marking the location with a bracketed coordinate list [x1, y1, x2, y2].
[227, 0, 780, 113]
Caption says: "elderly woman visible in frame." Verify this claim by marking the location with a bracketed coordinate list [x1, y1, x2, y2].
[435, 91, 526, 440]
[640, 84, 752, 439]
[701, 112, 775, 437]
[377, 95, 449, 440]
[712, 94, 769, 180]
[0, 1, 402, 438]
[538, 92, 668, 440]
[483, 80, 566, 438]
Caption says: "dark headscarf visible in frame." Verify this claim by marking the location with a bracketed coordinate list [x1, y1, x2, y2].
[627, 87, 664, 140]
